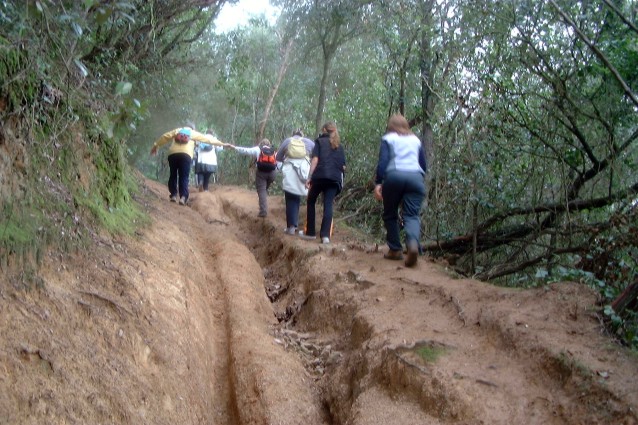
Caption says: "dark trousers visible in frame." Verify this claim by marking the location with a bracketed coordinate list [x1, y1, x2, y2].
[198, 172, 215, 191]
[284, 191, 302, 228]
[305, 179, 339, 238]
[167, 153, 192, 200]
[255, 169, 276, 216]
[382, 171, 425, 251]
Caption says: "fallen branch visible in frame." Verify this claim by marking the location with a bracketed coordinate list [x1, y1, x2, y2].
[611, 281, 638, 315]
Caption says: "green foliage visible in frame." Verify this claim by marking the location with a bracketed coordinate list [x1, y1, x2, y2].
[0, 3, 151, 269]
[0, 41, 40, 111]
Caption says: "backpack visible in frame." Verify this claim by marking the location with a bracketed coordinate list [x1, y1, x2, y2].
[256, 145, 277, 171]
[287, 137, 307, 159]
[199, 143, 213, 152]
[174, 128, 191, 144]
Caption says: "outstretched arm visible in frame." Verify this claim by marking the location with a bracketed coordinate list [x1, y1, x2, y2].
[232, 145, 260, 158]
[150, 129, 179, 156]
[190, 130, 228, 147]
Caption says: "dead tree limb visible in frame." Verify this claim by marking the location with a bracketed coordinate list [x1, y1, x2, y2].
[611, 281, 638, 316]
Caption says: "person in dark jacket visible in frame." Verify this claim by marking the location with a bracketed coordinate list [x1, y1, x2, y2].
[374, 114, 427, 267]
[299, 122, 346, 244]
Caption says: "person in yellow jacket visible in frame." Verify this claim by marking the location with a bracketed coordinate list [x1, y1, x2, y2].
[150, 126, 228, 205]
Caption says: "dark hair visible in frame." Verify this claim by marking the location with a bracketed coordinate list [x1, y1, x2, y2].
[292, 128, 304, 137]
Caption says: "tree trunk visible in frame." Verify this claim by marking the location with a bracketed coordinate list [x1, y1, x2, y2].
[419, 0, 436, 178]
[257, 39, 295, 141]
[315, 51, 334, 134]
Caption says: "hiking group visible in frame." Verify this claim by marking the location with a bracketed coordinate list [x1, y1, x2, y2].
[150, 114, 426, 267]
[150, 125, 230, 205]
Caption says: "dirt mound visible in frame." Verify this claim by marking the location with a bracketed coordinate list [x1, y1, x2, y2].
[1, 179, 637, 424]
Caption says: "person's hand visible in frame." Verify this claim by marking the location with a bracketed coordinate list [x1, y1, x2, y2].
[150, 145, 158, 156]
[226, 144, 236, 149]
[374, 184, 383, 201]
[305, 180, 311, 189]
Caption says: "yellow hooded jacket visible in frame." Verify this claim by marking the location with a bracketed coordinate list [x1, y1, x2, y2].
[152, 128, 224, 159]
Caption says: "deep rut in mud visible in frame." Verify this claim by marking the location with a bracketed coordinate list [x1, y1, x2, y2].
[208, 185, 638, 425]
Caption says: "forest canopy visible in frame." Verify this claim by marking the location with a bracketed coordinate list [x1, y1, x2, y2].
[1, 0, 636, 347]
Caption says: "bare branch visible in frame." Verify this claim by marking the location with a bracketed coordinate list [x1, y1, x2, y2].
[548, 0, 638, 108]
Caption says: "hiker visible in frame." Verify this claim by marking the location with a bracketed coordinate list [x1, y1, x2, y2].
[150, 126, 228, 205]
[276, 129, 315, 235]
[374, 113, 427, 267]
[227, 138, 277, 217]
[299, 122, 346, 244]
[195, 129, 224, 192]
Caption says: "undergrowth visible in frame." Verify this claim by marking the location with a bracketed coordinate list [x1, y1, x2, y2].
[0, 41, 145, 276]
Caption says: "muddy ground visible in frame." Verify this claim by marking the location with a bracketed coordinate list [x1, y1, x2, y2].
[1, 178, 637, 425]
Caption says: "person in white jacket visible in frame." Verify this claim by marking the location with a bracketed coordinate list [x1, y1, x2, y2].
[195, 130, 224, 191]
[276, 129, 315, 234]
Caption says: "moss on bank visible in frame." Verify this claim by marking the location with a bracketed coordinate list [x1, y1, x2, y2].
[0, 43, 146, 271]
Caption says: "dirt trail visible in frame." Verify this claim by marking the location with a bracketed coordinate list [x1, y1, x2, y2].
[1, 178, 637, 425]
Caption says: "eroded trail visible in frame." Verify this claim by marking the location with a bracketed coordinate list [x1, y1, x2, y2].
[194, 183, 638, 425]
[1, 179, 637, 425]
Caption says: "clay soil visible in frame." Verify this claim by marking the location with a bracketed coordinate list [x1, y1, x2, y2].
[1, 178, 637, 425]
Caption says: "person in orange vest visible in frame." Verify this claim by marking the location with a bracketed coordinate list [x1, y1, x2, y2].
[227, 138, 278, 217]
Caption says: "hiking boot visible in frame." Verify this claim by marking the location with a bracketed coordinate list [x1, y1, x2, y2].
[179, 196, 186, 205]
[384, 249, 404, 261]
[405, 240, 419, 267]
[321, 237, 330, 244]
[258, 212, 267, 217]
[299, 233, 316, 241]
[170, 195, 177, 203]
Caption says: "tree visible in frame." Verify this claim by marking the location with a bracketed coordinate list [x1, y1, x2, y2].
[422, 0, 637, 285]
[275, 0, 374, 133]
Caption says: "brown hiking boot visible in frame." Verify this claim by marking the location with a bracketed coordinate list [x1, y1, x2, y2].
[405, 240, 418, 267]
[384, 249, 404, 261]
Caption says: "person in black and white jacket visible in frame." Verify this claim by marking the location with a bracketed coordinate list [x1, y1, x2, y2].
[195, 129, 224, 192]
[374, 114, 427, 267]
